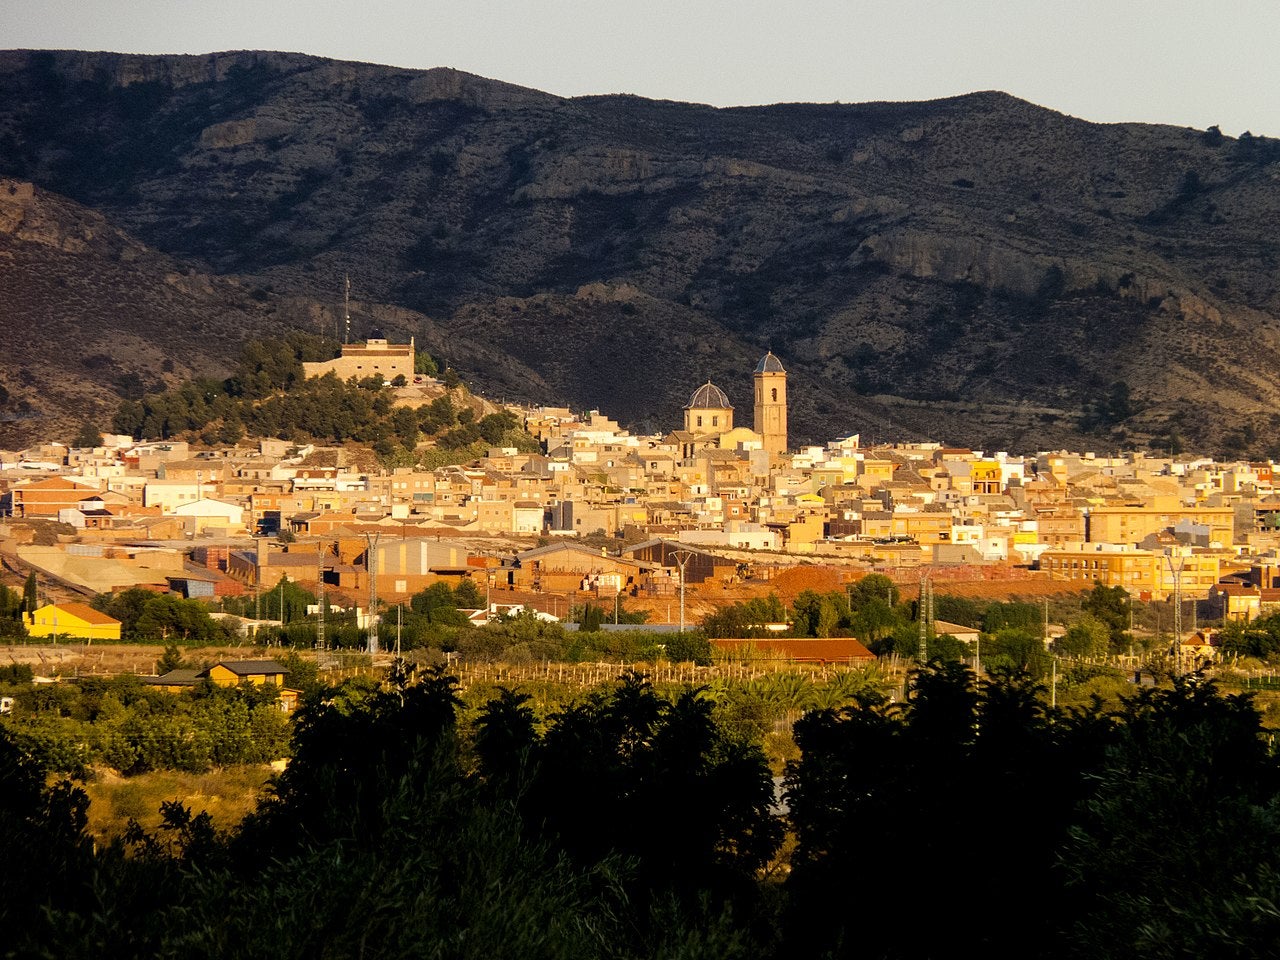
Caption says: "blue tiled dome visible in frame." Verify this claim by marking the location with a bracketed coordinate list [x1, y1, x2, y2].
[755, 352, 785, 374]
[686, 381, 732, 409]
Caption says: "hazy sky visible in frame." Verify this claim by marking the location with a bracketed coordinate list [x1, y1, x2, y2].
[7, 0, 1278, 136]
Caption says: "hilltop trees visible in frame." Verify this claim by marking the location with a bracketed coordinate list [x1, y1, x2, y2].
[110, 334, 542, 465]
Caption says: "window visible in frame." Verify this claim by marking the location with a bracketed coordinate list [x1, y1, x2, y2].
[712, 416, 719, 427]
[771, 388, 778, 402]
[697, 416, 703, 427]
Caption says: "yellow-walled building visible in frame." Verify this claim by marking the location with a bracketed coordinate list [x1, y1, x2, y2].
[204, 660, 288, 687]
[1086, 504, 1235, 547]
[1040, 545, 1221, 600]
[27, 603, 122, 641]
[301, 338, 415, 382]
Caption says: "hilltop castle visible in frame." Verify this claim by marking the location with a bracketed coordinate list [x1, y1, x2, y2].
[301, 337, 415, 383]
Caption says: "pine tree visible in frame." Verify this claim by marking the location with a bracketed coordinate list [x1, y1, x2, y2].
[22, 572, 37, 615]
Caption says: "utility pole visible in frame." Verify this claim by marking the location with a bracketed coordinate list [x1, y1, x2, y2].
[365, 532, 381, 654]
[674, 550, 693, 633]
[316, 542, 326, 650]
[1167, 553, 1184, 675]
[917, 575, 931, 663]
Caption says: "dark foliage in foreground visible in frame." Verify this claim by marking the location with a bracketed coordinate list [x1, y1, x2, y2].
[3, 664, 1279, 958]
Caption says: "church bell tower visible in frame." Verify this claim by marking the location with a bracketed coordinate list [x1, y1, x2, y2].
[753, 352, 787, 456]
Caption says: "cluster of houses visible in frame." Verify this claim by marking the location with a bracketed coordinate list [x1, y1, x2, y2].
[5, 347, 1280, 648]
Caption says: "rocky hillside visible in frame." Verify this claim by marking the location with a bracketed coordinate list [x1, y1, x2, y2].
[2, 49, 1279, 453]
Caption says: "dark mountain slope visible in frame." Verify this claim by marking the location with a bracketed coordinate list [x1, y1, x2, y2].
[0, 177, 404, 447]
[2, 49, 1279, 451]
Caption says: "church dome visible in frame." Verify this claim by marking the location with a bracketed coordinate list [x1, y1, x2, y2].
[754, 352, 786, 374]
[686, 381, 732, 409]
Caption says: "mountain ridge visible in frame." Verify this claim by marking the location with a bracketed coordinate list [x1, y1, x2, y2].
[1, 49, 1278, 454]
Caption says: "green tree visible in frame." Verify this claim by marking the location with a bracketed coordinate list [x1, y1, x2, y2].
[453, 578, 483, 609]
[933, 593, 986, 628]
[0, 585, 27, 639]
[157, 644, 185, 674]
[701, 594, 787, 637]
[848, 573, 899, 608]
[1218, 614, 1280, 660]
[72, 422, 102, 448]
[23, 572, 37, 616]
[784, 661, 1109, 960]
[513, 672, 781, 907]
[792, 590, 848, 638]
[259, 576, 315, 626]
[1082, 584, 1131, 648]
[578, 603, 606, 632]
[413, 351, 439, 376]
[1061, 675, 1280, 958]
[662, 633, 712, 665]
[0, 727, 94, 943]
[984, 627, 1052, 678]
[850, 596, 900, 646]
[1056, 615, 1110, 660]
[982, 600, 1041, 633]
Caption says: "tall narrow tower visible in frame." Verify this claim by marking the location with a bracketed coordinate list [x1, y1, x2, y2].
[753, 352, 787, 456]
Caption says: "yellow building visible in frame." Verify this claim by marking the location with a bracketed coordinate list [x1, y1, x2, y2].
[1086, 504, 1235, 547]
[27, 603, 122, 641]
[152, 660, 300, 710]
[752, 352, 788, 456]
[971, 460, 1003, 495]
[204, 660, 288, 687]
[301, 338, 415, 382]
[781, 510, 827, 551]
[1040, 544, 1221, 600]
[684, 381, 734, 439]
[858, 458, 896, 488]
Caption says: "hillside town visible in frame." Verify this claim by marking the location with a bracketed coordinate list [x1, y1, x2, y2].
[2, 338, 1275, 654]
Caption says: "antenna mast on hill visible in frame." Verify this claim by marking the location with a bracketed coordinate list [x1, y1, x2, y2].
[344, 274, 351, 344]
